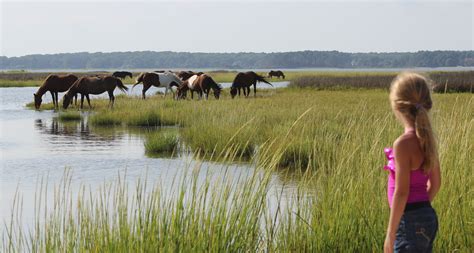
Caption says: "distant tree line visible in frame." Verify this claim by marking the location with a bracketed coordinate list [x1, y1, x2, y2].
[1, 50, 473, 70]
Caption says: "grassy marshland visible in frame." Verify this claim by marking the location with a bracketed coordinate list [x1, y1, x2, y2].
[289, 71, 474, 92]
[14, 88, 473, 251]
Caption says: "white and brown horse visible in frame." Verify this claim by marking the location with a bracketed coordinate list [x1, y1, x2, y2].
[176, 74, 222, 100]
[133, 72, 182, 99]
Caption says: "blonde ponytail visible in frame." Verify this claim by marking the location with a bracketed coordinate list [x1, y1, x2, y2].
[390, 72, 439, 173]
[414, 106, 438, 172]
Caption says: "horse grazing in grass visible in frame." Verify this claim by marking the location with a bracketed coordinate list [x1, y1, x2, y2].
[34, 74, 78, 109]
[176, 74, 222, 100]
[133, 72, 182, 99]
[63, 76, 128, 109]
[268, 70, 285, 79]
[177, 71, 204, 81]
[230, 71, 272, 98]
[112, 71, 133, 79]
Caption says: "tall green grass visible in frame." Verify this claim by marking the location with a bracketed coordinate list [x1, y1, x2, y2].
[7, 89, 473, 251]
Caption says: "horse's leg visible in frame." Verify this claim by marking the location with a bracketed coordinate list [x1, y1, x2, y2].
[86, 94, 91, 109]
[74, 94, 78, 106]
[80, 94, 85, 109]
[142, 83, 151, 99]
[164, 87, 168, 97]
[253, 84, 257, 97]
[54, 92, 59, 108]
[191, 91, 194, 100]
[50, 91, 56, 108]
[108, 90, 115, 108]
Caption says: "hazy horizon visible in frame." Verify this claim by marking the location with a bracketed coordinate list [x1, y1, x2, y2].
[1, 0, 473, 57]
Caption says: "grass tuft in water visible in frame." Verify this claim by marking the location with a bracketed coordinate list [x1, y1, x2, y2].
[145, 130, 179, 155]
[57, 111, 81, 121]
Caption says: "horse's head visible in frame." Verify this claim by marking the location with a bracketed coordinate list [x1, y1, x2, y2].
[175, 84, 187, 100]
[230, 87, 238, 99]
[33, 93, 42, 109]
[62, 93, 72, 109]
[213, 88, 221, 99]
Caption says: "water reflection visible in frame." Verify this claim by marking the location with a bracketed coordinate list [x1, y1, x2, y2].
[33, 117, 131, 155]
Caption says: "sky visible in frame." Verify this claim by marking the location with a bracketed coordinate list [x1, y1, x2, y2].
[1, 0, 472, 57]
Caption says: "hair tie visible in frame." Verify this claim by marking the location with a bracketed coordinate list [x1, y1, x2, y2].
[415, 103, 423, 110]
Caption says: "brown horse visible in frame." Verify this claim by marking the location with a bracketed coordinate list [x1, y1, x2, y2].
[176, 74, 222, 100]
[63, 76, 128, 109]
[230, 71, 272, 98]
[176, 71, 204, 81]
[268, 70, 285, 79]
[34, 74, 78, 109]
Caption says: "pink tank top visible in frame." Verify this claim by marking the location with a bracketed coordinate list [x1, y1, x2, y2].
[383, 147, 430, 208]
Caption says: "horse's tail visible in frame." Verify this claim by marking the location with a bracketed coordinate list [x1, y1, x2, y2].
[255, 74, 273, 86]
[132, 72, 145, 90]
[116, 78, 128, 93]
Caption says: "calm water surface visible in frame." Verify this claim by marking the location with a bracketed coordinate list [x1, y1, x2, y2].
[0, 83, 297, 229]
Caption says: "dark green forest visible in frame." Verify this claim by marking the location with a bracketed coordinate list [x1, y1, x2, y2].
[1, 50, 473, 70]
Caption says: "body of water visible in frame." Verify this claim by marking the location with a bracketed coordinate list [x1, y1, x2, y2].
[0, 83, 296, 229]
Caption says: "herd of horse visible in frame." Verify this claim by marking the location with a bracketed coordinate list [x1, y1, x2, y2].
[33, 70, 285, 109]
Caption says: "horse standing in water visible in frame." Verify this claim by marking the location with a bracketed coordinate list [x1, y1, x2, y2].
[133, 72, 182, 99]
[34, 74, 78, 109]
[63, 76, 128, 109]
[268, 70, 285, 79]
[112, 71, 133, 79]
[176, 74, 222, 100]
[230, 71, 272, 98]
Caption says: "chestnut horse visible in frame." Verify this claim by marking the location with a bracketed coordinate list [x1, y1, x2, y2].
[268, 70, 285, 79]
[176, 74, 222, 100]
[34, 74, 78, 109]
[63, 76, 128, 109]
[230, 71, 272, 98]
[133, 72, 182, 99]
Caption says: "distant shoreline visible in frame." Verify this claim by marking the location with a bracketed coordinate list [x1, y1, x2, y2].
[2, 66, 474, 73]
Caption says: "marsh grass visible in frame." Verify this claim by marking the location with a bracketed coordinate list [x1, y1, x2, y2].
[144, 129, 179, 155]
[57, 111, 82, 121]
[290, 71, 474, 92]
[13, 89, 473, 252]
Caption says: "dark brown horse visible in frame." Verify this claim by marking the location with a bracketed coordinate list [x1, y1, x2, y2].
[112, 71, 133, 79]
[63, 76, 128, 109]
[176, 74, 222, 100]
[34, 74, 78, 109]
[230, 71, 272, 98]
[176, 71, 204, 81]
[268, 70, 285, 79]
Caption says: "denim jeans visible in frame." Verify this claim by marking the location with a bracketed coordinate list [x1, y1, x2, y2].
[395, 207, 438, 253]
